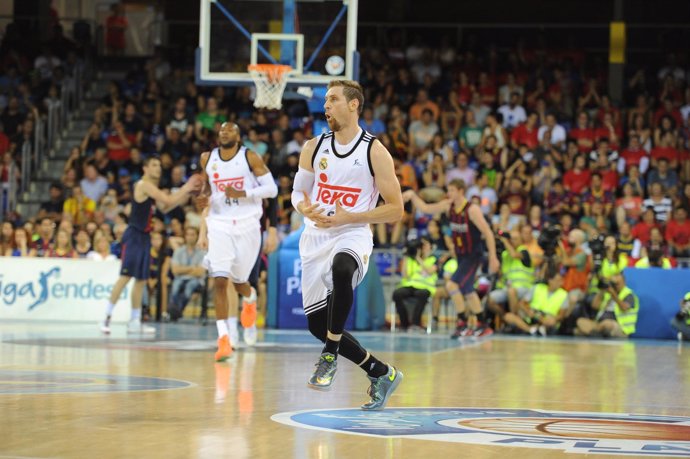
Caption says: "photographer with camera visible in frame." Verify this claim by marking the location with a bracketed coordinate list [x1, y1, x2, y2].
[575, 273, 639, 338]
[502, 267, 569, 336]
[393, 237, 438, 332]
[671, 292, 690, 341]
[487, 228, 534, 320]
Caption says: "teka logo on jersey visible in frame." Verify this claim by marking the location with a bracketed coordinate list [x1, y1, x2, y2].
[213, 176, 244, 192]
[271, 408, 690, 457]
[316, 173, 361, 207]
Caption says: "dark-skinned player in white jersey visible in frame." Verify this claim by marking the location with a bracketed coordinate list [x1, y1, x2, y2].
[196, 122, 278, 361]
[292, 80, 404, 410]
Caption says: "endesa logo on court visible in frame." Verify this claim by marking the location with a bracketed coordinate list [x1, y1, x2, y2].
[271, 408, 690, 457]
[213, 176, 244, 192]
[316, 173, 361, 207]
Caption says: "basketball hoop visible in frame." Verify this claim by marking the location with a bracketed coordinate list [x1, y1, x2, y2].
[248, 64, 292, 110]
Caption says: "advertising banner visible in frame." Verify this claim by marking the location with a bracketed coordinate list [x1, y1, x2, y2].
[0, 257, 132, 322]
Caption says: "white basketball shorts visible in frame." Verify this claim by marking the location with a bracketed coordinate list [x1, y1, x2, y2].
[203, 216, 261, 283]
[299, 225, 374, 316]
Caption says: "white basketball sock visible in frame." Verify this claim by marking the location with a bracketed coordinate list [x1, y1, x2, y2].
[216, 320, 229, 337]
[105, 302, 115, 318]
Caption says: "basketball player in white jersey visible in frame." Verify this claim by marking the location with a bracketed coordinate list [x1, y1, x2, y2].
[197, 122, 278, 361]
[292, 80, 404, 410]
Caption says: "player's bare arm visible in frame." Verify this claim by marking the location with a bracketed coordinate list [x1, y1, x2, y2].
[291, 137, 327, 223]
[318, 140, 403, 228]
[468, 203, 500, 273]
[139, 176, 200, 213]
[402, 189, 451, 215]
[195, 151, 212, 209]
[224, 150, 277, 200]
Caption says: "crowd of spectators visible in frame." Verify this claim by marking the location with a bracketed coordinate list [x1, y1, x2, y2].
[1, 18, 690, 329]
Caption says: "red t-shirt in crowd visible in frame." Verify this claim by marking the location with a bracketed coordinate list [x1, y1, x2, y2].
[632, 221, 659, 245]
[593, 126, 623, 150]
[621, 148, 648, 169]
[563, 169, 591, 194]
[0, 133, 9, 154]
[651, 146, 679, 163]
[653, 108, 683, 128]
[569, 127, 595, 153]
[600, 169, 618, 192]
[665, 219, 690, 246]
[511, 123, 539, 149]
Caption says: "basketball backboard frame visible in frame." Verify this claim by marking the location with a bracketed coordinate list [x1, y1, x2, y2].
[196, 0, 359, 87]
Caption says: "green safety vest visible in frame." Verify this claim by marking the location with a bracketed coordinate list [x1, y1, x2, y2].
[634, 257, 672, 269]
[531, 283, 568, 318]
[600, 254, 629, 279]
[400, 256, 438, 295]
[499, 245, 535, 289]
[596, 286, 639, 336]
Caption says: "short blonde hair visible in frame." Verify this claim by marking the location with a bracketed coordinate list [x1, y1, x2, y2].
[328, 80, 364, 115]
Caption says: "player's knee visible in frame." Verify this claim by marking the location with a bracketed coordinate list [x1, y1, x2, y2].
[307, 313, 327, 342]
[332, 253, 358, 286]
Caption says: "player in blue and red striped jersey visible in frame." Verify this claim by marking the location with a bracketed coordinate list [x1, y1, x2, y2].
[404, 178, 500, 338]
[100, 156, 202, 335]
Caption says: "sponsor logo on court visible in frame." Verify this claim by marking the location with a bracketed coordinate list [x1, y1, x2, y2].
[271, 408, 690, 457]
[0, 370, 193, 394]
[315, 173, 362, 207]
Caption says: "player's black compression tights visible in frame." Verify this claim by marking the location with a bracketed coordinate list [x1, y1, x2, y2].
[327, 252, 358, 336]
[307, 307, 366, 363]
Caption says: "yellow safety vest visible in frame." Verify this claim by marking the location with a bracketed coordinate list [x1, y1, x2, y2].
[600, 253, 629, 279]
[400, 256, 438, 295]
[597, 286, 639, 336]
[499, 244, 535, 289]
[442, 258, 457, 278]
[634, 257, 672, 269]
[531, 283, 568, 318]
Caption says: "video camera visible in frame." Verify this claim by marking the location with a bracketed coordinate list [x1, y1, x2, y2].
[537, 226, 561, 258]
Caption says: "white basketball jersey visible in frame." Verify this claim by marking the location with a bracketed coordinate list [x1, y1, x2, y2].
[307, 129, 379, 231]
[206, 146, 263, 221]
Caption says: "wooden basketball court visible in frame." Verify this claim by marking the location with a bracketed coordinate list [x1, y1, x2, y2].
[1, 321, 689, 459]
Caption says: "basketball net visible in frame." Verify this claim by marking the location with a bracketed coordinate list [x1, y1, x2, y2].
[248, 64, 292, 110]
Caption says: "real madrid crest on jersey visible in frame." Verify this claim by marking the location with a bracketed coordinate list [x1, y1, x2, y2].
[319, 158, 328, 170]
